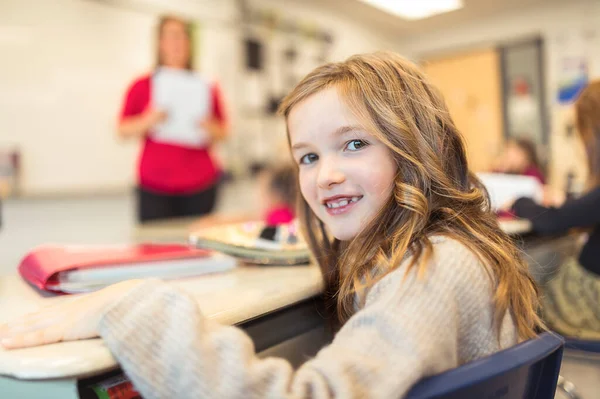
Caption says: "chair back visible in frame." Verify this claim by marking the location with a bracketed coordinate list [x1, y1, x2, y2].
[405, 332, 564, 399]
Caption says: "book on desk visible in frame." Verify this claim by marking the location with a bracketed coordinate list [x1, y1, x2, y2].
[189, 221, 311, 266]
[18, 243, 237, 294]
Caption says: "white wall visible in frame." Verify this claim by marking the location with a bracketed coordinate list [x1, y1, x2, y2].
[0, 0, 399, 196]
[0, 0, 154, 195]
[396, 0, 600, 189]
[225, 0, 401, 173]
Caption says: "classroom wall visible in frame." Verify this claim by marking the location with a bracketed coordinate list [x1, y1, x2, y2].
[397, 0, 600, 189]
[0, 0, 399, 196]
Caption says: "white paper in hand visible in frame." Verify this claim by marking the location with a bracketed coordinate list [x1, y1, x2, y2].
[151, 67, 212, 148]
[477, 172, 543, 210]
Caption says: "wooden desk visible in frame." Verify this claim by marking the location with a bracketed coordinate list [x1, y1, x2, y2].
[0, 265, 325, 398]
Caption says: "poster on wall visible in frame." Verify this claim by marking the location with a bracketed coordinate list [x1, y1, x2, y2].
[557, 57, 588, 104]
[547, 27, 598, 190]
[552, 27, 599, 104]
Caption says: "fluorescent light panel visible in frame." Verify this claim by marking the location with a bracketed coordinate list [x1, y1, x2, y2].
[358, 0, 464, 20]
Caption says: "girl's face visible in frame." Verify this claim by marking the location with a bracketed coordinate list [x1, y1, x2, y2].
[288, 88, 397, 241]
[159, 20, 191, 69]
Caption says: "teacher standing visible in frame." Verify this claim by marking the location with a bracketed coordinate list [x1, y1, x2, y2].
[118, 15, 228, 223]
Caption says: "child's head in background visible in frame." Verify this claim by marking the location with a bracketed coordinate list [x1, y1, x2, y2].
[496, 138, 545, 183]
[258, 163, 297, 226]
[278, 51, 541, 338]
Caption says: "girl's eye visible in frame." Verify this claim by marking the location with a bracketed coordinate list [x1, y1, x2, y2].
[346, 139, 369, 151]
[299, 153, 318, 165]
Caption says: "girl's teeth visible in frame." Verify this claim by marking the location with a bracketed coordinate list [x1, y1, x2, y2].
[327, 198, 358, 208]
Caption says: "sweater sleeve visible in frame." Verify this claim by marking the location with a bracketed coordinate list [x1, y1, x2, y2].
[98, 240, 496, 399]
[513, 187, 600, 235]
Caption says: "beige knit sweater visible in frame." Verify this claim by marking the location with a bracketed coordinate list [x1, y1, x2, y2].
[98, 237, 517, 398]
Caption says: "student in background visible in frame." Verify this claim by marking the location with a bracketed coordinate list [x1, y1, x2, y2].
[257, 163, 296, 226]
[0, 52, 542, 398]
[493, 138, 546, 184]
[188, 163, 297, 231]
[118, 15, 228, 223]
[511, 80, 600, 339]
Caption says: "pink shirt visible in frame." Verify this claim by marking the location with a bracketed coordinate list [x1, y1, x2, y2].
[120, 75, 226, 194]
[523, 166, 545, 185]
[265, 206, 295, 226]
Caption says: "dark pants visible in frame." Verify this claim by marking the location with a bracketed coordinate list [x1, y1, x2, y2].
[137, 184, 219, 223]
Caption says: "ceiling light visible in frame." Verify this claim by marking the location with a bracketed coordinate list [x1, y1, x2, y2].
[358, 0, 464, 20]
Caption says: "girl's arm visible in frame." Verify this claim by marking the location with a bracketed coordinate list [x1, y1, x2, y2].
[98, 239, 497, 399]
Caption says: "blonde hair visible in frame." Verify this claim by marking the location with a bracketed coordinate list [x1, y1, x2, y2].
[279, 52, 542, 339]
[575, 80, 600, 189]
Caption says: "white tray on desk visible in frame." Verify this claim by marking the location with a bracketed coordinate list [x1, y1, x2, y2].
[498, 218, 533, 236]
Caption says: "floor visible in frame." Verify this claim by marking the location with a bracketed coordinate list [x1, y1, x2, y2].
[0, 181, 599, 397]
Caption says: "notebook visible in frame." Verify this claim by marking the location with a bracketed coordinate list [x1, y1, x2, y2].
[189, 221, 311, 266]
[477, 172, 543, 210]
[151, 67, 212, 148]
[18, 244, 237, 294]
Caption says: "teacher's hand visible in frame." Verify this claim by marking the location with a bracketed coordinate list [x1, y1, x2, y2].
[0, 280, 144, 350]
[143, 108, 168, 126]
[199, 117, 227, 142]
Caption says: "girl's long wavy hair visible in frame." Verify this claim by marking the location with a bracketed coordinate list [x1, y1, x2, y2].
[279, 52, 542, 339]
[575, 80, 600, 190]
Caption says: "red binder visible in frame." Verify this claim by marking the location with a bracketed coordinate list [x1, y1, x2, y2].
[18, 244, 230, 294]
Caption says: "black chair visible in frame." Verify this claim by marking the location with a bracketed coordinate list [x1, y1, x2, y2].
[405, 332, 564, 399]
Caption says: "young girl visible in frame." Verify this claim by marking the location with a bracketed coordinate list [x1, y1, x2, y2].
[258, 163, 297, 226]
[512, 80, 600, 339]
[187, 162, 296, 231]
[0, 52, 542, 398]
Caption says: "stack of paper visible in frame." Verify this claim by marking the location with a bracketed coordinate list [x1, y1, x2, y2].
[151, 67, 212, 148]
[477, 172, 543, 210]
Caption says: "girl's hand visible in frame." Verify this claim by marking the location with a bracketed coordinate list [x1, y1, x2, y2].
[0, 280, 144, 350]
[542, 186, 566, 207]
